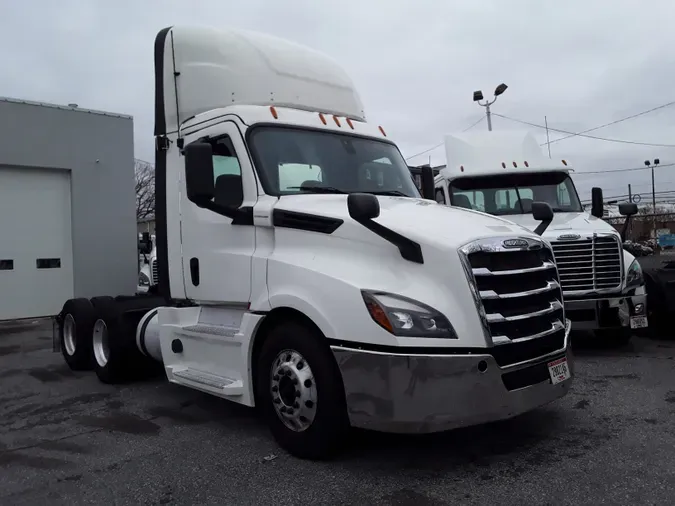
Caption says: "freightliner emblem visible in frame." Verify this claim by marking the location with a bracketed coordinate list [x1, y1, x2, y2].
[557, 234, 581, 241]
[502, 238, 529, 249]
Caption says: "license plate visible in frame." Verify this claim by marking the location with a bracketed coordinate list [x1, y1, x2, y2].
[547, 357, 571, 385]
[630, 316, 648, 329]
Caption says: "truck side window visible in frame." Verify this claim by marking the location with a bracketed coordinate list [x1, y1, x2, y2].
[435, 188, 446, 204]
[558, 183, 571, 206]
[211, 136, 243, 208]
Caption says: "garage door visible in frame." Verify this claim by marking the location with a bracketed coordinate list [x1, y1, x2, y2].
[0, 167, 74, 320]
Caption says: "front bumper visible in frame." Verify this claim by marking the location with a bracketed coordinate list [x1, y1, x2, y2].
[564, 289, 647, 331]
[331, 320, 573, 434]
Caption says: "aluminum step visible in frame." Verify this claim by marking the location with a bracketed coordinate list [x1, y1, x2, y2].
[169, 367, 243, 396]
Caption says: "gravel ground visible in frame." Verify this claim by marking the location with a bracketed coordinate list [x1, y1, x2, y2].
[1, 319, 674, 505]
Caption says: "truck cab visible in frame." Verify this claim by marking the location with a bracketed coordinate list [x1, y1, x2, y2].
[431, 131, 647, 341]
[56, 26, 573, 460]
[137, 233, 157, 293]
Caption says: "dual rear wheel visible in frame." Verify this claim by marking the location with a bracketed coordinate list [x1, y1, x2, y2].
[59, 296, 156, 383]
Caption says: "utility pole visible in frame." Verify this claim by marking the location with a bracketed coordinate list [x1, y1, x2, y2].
[628, 184, 632, 203]
[473, 83, 508, 132]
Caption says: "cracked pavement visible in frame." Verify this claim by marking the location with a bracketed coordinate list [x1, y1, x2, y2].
[1, 319, 674, 505]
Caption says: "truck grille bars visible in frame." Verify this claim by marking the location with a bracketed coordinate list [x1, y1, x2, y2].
[550, 235, 622, 294]
[460, 237, 566, 365]
[151, 259, 159, 285]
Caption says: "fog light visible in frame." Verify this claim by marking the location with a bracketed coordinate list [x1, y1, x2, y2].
[634, 303, 644, 315]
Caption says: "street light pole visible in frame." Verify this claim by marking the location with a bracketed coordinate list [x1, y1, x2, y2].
[473, 83, 508, 132]
[645, 158, 661, 238]
[645, 158, 661, 212]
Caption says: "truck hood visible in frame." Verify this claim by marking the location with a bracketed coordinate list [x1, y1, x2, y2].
[274, 195, 538, 248]
[500, 211, 620, 240]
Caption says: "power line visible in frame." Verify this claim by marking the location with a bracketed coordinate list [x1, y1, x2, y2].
[493, 113, 675, 148]
[462, 115, 486, 132]
[404, 116, 485, 161]
[573, 163, 675, 175]
[545, 101, 675, 145]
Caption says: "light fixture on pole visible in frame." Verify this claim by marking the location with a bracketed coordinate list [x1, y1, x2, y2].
[473, 83, 508, 132]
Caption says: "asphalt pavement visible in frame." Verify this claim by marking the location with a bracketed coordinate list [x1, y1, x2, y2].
[1, 319, 674, 505]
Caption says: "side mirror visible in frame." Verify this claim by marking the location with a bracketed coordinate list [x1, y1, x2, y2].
[420, 165, 435, 200]
[619, 203, 638, 217]
[184, 142, 215, 206]
[591, 187, 604, 218]
[619, 202, 638, 242]
[532, 201, 554, 236]
[348, 193, 380, 222]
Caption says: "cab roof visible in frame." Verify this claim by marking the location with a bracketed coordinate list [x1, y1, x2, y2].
[441, 130, 571, 179]
[154, 25, 366, 136]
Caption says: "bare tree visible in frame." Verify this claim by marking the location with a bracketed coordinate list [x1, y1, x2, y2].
[135, 159, 155, 220]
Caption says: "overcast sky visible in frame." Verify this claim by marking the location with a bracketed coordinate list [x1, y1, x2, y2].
[2, 0, 674, 203]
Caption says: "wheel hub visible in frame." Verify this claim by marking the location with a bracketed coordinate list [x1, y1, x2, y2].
[92, 319, 110, 368]
[63, 314, 76, 356]
[270, 350, 317, 432]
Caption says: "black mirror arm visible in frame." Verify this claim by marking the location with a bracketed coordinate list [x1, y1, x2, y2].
[533, 219, 552, 236]
[192, 199, 253, 226]
[621, 215, 631, 242]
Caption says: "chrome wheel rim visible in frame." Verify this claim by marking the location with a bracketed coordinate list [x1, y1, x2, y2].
[270, 349, 317, 432]
[63, 314, 76, 356]
[92, 319, 109, 368]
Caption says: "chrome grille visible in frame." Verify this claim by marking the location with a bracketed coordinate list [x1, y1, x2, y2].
[550, 235, 622, 293]
[460, 237, 566, 366]
[151, 259, 158, 285]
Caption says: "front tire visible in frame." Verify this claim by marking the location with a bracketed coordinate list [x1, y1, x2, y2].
[255, 320, 350, 460]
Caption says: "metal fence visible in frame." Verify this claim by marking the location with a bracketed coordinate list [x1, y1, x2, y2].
[605, 212, 675, 243]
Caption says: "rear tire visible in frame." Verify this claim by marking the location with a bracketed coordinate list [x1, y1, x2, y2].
[59, 298, 95, 371]
[255, 320, 350, 460]
[90, 297, 145, 384]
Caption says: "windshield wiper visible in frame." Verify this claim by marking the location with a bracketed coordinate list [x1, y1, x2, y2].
[287, 186, 346, 194]
[369, 190, 409, 196]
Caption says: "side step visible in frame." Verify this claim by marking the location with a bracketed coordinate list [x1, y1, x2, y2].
[177, 324, 239, 339]
[169, 366, 243, 396]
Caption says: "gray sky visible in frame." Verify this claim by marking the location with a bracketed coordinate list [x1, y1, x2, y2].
[2, 0, 674, 203]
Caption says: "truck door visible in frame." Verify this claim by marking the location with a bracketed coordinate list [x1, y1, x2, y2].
[180, 121, 258, 304]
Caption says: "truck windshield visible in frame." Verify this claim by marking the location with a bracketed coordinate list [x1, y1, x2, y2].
[448, 171, 583, 216]
[248, 126, 421, 198]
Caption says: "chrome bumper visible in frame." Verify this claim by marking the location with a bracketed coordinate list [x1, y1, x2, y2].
[331, 320, 573, 434]
[564, 288, 647, 331]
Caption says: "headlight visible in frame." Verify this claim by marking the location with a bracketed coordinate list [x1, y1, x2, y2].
[361, 290, 457, 338]
[625, 259, 643, 289]
[138, 272, 150, 286]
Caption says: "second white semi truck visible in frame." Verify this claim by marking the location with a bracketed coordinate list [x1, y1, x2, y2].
[55, 26, 573, 459]
[430, 131, 647, 343]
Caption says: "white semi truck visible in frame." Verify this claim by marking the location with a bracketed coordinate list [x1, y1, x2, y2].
[55, 26, 573, 459]
[430, 131, 647, 343]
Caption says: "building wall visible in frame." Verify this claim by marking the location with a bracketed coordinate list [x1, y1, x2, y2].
[0, 97, 137, 299]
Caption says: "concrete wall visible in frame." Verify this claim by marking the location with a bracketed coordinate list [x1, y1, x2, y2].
[0, 97, 137, 298]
